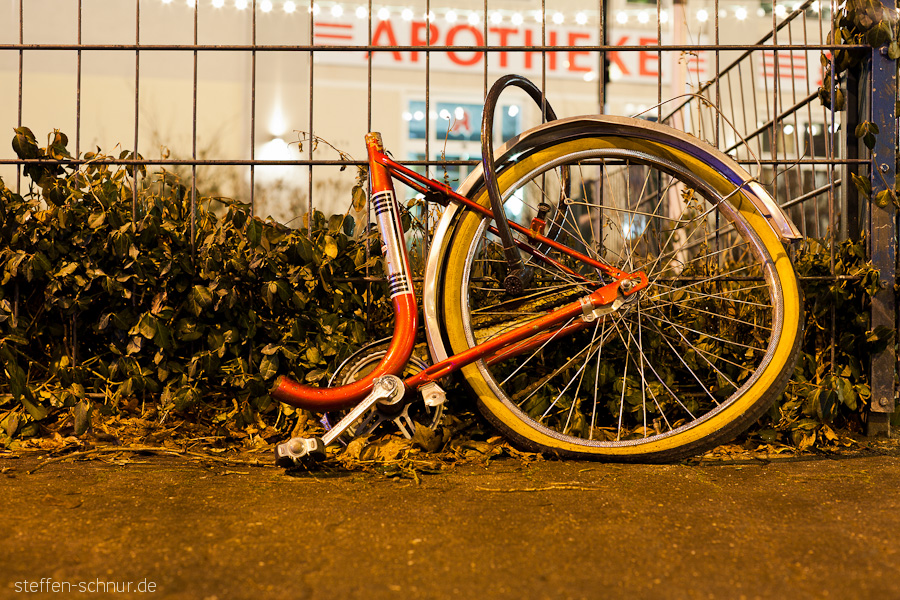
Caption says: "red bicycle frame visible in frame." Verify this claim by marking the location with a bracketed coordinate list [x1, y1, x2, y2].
[270, 132, 647, 412]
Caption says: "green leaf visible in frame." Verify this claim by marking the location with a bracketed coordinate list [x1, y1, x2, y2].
[305, 368, 326, 383]
[306, 346, 322, 364]
[874, 189, 894, 208]
[56, 262, 78, 278]
[343, 215, 355, 237]
[174, 386, 200, 411]
[12, 127, 40, 159]
[889, 41, 900, 59]
[868, 20, 893, 47]
[188, 285, 214, 317]
[19, 395, 48, 421]
[323, 235, 339, 259]
[47, 131, 71, 160]
[837, 377, 856, 410]
[88, 211, 106, 229]
[154, 322, 174, 351]
[137, 314, 159, 339]
[328, 214, 344, 234]
[850, 173, 872, 199]
[351, 185, 367, 212]
[297, 235, 315, 263]
[246, 218, 263, 247]
[176, 318, 203, 342]
[259, 354, 279, 380]
[73, 399, 92, 435]
[855, 121, 879, 150]
[833, 87, 846, 111]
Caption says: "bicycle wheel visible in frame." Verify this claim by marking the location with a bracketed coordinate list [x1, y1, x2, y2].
[431, 117, 803, 461]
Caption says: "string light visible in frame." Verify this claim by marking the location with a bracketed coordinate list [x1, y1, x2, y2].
[153, 0, 821, 24]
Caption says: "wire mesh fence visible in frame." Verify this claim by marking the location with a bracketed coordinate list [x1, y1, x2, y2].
[0, 0, 895, 420]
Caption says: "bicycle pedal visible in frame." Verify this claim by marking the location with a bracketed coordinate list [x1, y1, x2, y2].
[419, 381, 447, 407]
[274, 436, 326, 468]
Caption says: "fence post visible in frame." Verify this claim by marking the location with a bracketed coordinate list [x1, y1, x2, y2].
[867, 14, 897, 437]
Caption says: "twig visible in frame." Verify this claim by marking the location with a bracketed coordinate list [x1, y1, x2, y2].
[475, 484, 600, 492]
[25, 445, 274, 474]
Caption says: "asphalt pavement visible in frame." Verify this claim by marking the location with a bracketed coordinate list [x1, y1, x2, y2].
[2, 444, 899, 600]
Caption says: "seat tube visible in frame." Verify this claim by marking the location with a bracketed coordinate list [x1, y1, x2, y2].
[267, 134, 418, 413]
[366, 132, 416, 302]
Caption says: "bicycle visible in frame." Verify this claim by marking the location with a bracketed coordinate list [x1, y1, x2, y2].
[272, 74, 804, 466]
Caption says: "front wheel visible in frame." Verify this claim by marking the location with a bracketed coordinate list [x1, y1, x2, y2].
[431, 118, 803, 462]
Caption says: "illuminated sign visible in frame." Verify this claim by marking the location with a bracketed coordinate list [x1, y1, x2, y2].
[312, 20, 710, 83]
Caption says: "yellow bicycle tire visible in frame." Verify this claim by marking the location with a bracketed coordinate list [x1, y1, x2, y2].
[436, 130, 803, 461]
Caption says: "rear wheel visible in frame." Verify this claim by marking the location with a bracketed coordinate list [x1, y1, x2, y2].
[435, 126, 802, 461]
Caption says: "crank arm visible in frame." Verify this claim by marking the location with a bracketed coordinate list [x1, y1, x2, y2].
[274, 374, 405, 467]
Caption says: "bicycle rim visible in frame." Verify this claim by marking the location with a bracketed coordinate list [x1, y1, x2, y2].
[436, 134, 802, 461]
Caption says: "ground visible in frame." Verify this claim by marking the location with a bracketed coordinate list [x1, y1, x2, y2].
[1, 438, 899, 600]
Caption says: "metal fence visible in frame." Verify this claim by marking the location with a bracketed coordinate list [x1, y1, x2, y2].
[0, 0, 896, 432]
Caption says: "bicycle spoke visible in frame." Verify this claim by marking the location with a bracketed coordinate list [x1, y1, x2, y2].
[611, 310, 693, 433]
